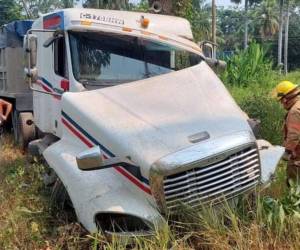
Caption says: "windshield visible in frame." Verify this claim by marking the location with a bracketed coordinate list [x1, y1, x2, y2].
[69, 31, 203, 86]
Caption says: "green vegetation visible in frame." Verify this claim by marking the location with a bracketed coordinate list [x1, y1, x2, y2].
[222, 43, 300, 145]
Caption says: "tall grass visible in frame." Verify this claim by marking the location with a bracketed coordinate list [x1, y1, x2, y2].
[221, 43, 300, 145]
[221, 43, 273, 87]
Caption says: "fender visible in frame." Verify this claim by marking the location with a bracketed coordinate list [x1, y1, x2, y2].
[43, 138, 165, 232]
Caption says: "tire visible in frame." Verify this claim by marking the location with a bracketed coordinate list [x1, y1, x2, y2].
[12, 110, 18, 143]
[50, 177, 73, 210]
[16, 112, 36, 149]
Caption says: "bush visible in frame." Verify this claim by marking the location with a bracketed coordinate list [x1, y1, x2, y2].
[221, 43, 273, 87]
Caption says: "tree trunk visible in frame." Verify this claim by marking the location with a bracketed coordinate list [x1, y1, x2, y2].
[244, 0, 248, 49]
[278, 0, 284, 71]
[284, 0, 289, 75]
[212, 0, 217, 59]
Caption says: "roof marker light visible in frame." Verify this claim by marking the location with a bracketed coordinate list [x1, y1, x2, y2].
[140, 16, 150, 28]
[122, 27, 133, 32]
[81, 20, 92, 26]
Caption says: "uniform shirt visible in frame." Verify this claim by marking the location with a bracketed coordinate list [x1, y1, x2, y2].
[284, 98, 300, 159]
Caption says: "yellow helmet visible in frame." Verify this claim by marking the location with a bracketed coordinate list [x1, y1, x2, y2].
[272, 81, 298, 100]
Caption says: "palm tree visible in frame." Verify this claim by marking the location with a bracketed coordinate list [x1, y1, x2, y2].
[84, 0, 129, 10]
[230, 0, 261, 49]
[254, 0, 279, 39]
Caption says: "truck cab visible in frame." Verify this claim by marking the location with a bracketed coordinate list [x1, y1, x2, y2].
[23, 9, 284, 237]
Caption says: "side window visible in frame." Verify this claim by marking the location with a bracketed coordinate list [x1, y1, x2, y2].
[54, 37, 68, 78]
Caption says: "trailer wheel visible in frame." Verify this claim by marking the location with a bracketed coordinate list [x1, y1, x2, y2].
[16, 112, 35, 149]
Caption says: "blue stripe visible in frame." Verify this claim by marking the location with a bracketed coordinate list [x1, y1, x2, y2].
[61, 110, 149, 185]
[62, 111, 114, 157]
[38, 77, 53, 89]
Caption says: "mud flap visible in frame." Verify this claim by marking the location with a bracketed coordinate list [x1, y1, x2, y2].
[257, 139, 285, 184]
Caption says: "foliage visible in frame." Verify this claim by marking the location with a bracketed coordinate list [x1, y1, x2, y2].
[234, 88, 284, 144]
[18, 0, 77, 18]
[221, 43, 273, 87]
[0, 0, 23, 26]
[83, 0, 129, 10]
[217, 7, 247, 51]
[253, 0, 279, 39]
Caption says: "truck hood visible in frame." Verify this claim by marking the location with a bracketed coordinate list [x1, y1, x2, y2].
[62, 62, 252, 174]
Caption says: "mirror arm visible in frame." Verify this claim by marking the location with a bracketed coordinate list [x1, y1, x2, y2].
[43, 33, 64, 48]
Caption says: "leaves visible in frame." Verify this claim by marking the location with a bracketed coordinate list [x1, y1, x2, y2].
[18, 0, 77, 18]
[222, 43, 273, 87]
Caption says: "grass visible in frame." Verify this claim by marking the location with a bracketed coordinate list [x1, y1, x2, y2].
[0, 135, 92, 249]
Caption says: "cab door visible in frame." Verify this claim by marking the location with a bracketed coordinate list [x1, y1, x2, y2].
[50, 35, 69, 137]
[33, 33, 69, 137]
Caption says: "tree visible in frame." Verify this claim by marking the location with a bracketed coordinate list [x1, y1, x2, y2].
[83, 0, 129, 10]
[285, 10, 300, 70]
[253, 0, 279, 39]
[217, 8, 245, 51]
[19, 0, 76, 18]
[230, 0, 261, 49]
[0, 0, 22, 26]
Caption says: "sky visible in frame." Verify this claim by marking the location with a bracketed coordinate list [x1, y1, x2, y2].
[75, 0, 245, 9]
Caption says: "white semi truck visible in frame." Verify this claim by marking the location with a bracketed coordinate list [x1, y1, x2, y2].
[1, 8, 284, 237]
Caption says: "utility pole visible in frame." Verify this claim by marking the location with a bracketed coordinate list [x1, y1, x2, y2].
[244, 0, 249, 49]
[212, 0, 216, 59]
[278, 0, 284, 72]
[284, 0, 290, 75]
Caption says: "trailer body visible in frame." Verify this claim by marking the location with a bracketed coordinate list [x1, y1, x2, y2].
[0, 21, 35, 144]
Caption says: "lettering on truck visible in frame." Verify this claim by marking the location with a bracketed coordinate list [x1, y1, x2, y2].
[80, 13, 125, 25]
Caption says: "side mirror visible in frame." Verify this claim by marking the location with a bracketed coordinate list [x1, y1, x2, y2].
[24, 34, 38, 81]
[76, 146, 104, 171]
[76, 146, 135, 171]
[29, 35, 37, 67]
[24, 34, 37, 67]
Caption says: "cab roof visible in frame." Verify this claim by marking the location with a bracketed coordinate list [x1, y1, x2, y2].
[34, 8, 194, 41]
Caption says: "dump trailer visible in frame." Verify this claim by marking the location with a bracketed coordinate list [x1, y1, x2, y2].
[4, 8, 284, 238]
[0, 20, 36, 146]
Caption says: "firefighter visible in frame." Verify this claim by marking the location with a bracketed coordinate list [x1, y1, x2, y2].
[273, 81, 300, 184]
[0, 99, 12, 128]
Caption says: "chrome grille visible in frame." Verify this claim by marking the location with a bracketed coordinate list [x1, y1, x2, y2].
[163, 146, 260, 210]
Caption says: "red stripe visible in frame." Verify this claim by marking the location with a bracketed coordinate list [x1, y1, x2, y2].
[114, 166, 151, 194]
[62, 118, 93, 148]
[102, 155, 151, 194]
[37, 80, 61, 100]
[54, 95, 62, 100]
[62, 118, 151, 194]
[44, 16, 61, 29]
[37, 80, 52, 93]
